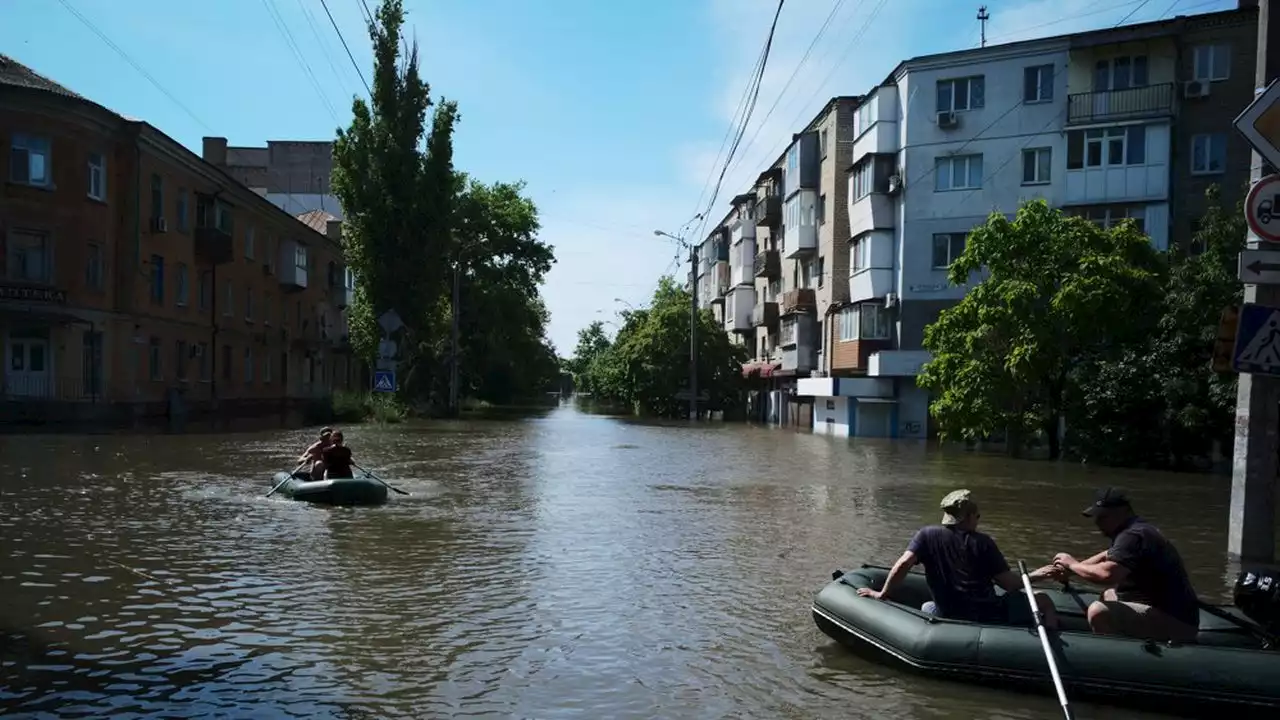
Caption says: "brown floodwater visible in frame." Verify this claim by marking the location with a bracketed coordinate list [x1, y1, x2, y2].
[0, 402, 1271, 719]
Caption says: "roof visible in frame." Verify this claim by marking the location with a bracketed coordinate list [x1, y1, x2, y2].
[296, 209, 340, 233]
[0, 53, 84, 100]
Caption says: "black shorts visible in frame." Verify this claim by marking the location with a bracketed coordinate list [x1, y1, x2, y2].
[931, 593, 1037, 626]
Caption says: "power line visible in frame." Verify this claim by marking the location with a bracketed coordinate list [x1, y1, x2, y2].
[295, 0, 358, 97]
[54, 0, 212, 131]
[320, 0, 372, 96]
[260, 0, 341, 124]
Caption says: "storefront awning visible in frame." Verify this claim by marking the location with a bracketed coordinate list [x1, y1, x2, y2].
[741, 361, 783, 378]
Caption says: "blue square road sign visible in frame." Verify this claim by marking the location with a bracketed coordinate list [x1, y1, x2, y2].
[1232, 302, 1280, 376]
[372, 370, 397, 393]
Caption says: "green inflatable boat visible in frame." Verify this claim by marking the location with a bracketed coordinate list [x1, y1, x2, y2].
[813, 565, 1280, 717]
[269, 471, 389, 507]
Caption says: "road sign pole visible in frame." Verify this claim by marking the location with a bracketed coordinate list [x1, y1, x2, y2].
[1230, 0, 1280, 564]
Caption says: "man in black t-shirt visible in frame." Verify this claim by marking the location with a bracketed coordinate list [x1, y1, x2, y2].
[858, 489, 1061, 628]
[321, 430, 355, 480]
[1051, 488, 1200, 642]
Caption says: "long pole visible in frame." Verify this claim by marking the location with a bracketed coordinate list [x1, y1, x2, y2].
[689, 244, 698, 421]
[449, 259, 461, 417]
[1230, 0, 1280, 563]
[1018, 561, 1073, 719]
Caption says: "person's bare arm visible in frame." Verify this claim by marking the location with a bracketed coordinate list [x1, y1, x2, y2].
[994, 564, 1063, 593]
[857, 550, 918, 601]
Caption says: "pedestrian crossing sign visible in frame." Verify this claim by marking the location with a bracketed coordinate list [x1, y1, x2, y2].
[372, 370, 396, 393]
[1232, 302, 1280, 376]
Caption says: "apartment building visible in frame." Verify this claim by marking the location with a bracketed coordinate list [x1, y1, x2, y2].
[791, 4, 1257, 439]
[217, 139, 344, 219]
[0, 55, 358, 428]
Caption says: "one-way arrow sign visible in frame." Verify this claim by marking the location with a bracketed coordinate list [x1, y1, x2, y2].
[1239, 249, 1280, 284]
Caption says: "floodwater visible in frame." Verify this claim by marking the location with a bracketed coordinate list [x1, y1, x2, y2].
[0, 403, 1270, 719]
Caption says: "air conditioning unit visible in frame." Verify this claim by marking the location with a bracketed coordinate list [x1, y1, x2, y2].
[151, 216, 168, 233]
[937, 111, 959, 129]
[1183, 80, 1210, 99]
[887, 174, 903, 195]
[885, 292, 899, 308]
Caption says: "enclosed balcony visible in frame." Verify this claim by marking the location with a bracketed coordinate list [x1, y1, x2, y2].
[752, 301, 778, 329]
[278, 239, 309, 291]
[1066, 83, 1173, 125]
[783, 190, 817, 259]
[753, 249, 780, 279]
[724, 285, 755, 334]
[754, 195, 781, 227]
[781, 288, 816, 315]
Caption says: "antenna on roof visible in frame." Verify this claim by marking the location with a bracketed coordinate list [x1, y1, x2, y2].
[977, 5, 990, 48]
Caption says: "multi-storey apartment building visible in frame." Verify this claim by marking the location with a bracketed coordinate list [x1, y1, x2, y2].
[218, 139, 344, 219]
[0, 55, 358, 428]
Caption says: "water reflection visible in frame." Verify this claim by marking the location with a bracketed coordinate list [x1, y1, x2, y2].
[1, 406, 1275, 718]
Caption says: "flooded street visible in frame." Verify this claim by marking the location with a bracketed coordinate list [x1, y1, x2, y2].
[0, 404, 1267, 719]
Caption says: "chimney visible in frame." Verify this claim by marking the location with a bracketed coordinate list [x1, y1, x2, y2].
[202, 137, 228, 166]
[325, 219, 342, 242]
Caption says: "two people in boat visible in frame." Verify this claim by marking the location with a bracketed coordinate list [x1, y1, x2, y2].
[860, 487, 1199, 643]
[297, 427, 357, 480]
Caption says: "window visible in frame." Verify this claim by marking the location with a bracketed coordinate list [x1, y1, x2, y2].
[1094, 56, 1148, 90]
[87, 153, 106, 200]
[1078, 205, 1146, 234]
[222, 344, 232, 381]
[263, 295, 273, 325]
[932, 233, 966, 269]
[860, 303, 890, 340]
[851, 159, 873, 200]
[820, 128, 829, 158]
[818, 193, 826, 225]
[935, 154, 983, 191]
[245, 287, 254, 320]
[148, 337, 162, 381]
[936, 76, 985, 112]
[85, 243, 104, 290]
[851, 235, 869, 271]
[263, 354, 272, 384]
[1022, 148, 1051, 185]
[9, 133, 51, 186]
[223, 280, 233, 316]
[176, 263, 189, 306]
[244, 348, 254, 383]
[176, 340, 188, 381]
[215, 202, 233, 233]
[82, 331, 103, 396]
[854, 99, 877, 137]
[265, 235, 277, 273]
[1193, 45, 1231, 82]
[327, 261, 338, 288]
[817, 256, 825, 288]
[295, 243, 309, 276]
[198, 342, 210, 381]
[6, 230, 50, 283]
[176, 188, 189, 232]
[150, 174, 164, 221]
[245, 225, 255, 260]
[1192, 133, 1227, 175]
[839, 306, 858, 341]
[781, 317, 797, 345]
[1066, 126, 1145, 169]
[149, 255, 165, 305]
[1023, 64, 1054, 103]
[199, 270, 212, 311]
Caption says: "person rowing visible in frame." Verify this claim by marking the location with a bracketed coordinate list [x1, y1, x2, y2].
[321, 430, 355, 480]
[297, 427, 333, 480]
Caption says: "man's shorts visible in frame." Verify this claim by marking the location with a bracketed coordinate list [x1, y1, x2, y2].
[921, 592, 1037, 626]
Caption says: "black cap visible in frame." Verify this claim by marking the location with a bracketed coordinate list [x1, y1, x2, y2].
[1082, 487, 1131, 517]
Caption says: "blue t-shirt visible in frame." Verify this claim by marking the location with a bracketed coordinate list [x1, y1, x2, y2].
[907, 525, 1010, 618]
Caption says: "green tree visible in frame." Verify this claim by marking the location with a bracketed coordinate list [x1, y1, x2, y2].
[918, 200, 1164, 459]
[1068, 186, 1245, 467]
[331, 0, 456, 387]
[567, 320, 612, 394]
[587, 277, 749, 417]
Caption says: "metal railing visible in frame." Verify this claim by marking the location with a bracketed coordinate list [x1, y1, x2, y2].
[1066, 83, 1174, 125]
[0, 375, 101, 402]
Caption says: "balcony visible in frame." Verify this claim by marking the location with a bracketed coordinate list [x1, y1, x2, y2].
[754, 195, 781, 227]
[724, 285, 755, 333]
[752, 301, 778, 329]
[1066, 83, 1173, 125]
[867, 349, 932, 377]
[848, 192, 895, 236]
[780, 314, 817, 373]
[194, 225, 233, 265]
[848, 268, 893, 304]
[852, 120, 899, 165]
[753, 249, 780, 279]
[331, 284, 353, 309]
[278, 239, 309, 291]
[731, 218, 756, 244]
[781, 288, 816, 315]
[782, 190, 817, 259]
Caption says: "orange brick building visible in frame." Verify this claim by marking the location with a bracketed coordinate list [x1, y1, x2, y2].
[0, 55, 360, 427]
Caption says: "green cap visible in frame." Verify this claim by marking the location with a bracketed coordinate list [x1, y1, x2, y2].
[940, 489, 977, 525]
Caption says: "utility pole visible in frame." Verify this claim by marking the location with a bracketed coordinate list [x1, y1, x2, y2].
[689, 243, 699, 421]
[977, 6, 990, 48]
[449, 260, 461, 417]
[1230, 0, 1280, 563]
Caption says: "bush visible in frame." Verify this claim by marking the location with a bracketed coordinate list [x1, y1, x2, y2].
[332, 390, 407, 424]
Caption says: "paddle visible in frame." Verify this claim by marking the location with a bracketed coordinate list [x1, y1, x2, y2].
[1019, 560, 1074, 720]
[354, 462, 409, 496]
[1196, 600, 1279, 649]
[266, 461, 308, 498]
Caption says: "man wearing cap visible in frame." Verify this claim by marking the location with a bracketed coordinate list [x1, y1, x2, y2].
[858, 489, 1060, 628]
[1050, 488, 1200, 642]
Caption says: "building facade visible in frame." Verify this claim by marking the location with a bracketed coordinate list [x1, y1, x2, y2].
[0, 55, 358, 428]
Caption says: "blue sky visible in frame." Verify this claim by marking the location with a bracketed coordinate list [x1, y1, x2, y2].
[2, 0, 1238, 353]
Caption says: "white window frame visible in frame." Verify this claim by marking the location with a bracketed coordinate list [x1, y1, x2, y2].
[1193, 44, 1231, 82]
[1022, 147, 1052, 185]
[1075, 126, 1145, 169]
[781, 317, 797, 346]
[1191, 133, 1227, 175]
[87, 152, 106, 200]
[10, 133, 51, 187]
[935, 154, 983, 192]
[850, 236, 870, 272]
[1023, 64, 1054, 103]
[839, 305, 858, 342]
[854, 99, 878, 138]
[932, 233, 966, 269]
[851, 159, 873, 201]
[859, 303, 891, 340]
[936, 76, 985, 113]
[1081, 205, 1146, 234]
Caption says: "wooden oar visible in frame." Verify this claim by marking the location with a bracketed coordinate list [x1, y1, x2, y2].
[354, 462, 409, 496]
[1020, 560, 1074, 720]
[266, 461, 308, 498]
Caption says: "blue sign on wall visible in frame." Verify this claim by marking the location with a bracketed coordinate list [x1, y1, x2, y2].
[1232, 302, 1280, 376]
[372, 370, 397, 393]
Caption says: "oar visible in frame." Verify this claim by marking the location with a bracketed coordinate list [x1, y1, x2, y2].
[266, 461, 308, 498]
[1197, 600, 1279, 649]
[1019, 560, 1074, 720]
[354, 462, 409, 496]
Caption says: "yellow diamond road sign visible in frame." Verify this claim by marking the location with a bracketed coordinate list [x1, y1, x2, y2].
[1236, 79, 1280, 172]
